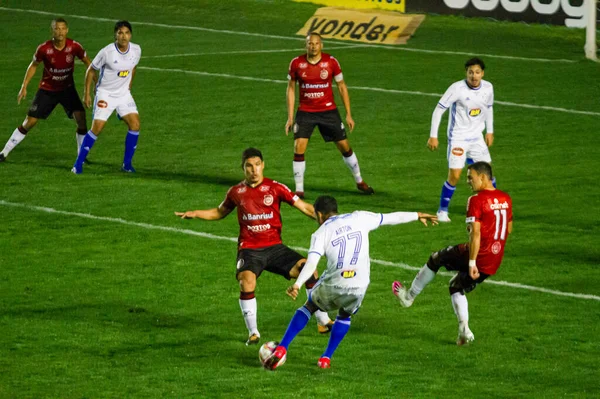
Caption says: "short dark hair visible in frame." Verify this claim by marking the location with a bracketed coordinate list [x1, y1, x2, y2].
[314, 195, 338, 216]
[241, 148, 263, 168]
[306, 32, 322, 40]
[114, 20, 133, 34]
[468, 161, 493, 180]
[465, 57, 485, 71]
[51, 17, 68, 27]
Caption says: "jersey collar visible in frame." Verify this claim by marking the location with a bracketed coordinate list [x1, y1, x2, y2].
[114, 42, 130, 55]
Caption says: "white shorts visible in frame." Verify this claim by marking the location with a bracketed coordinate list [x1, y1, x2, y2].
[93, 89, 138, 122]
[310, 283, 366, 315]
[447, 137, 492, 169]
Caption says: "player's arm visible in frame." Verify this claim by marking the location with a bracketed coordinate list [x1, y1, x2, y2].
[175, 204, 233, 220]
[287, 251, 320, 300]
[83, 64, 98, 109]
[485, 106, 494, 147]
[129, 67, 137, 91]
[381, 212, 438, 227]
[428, 104, 448, 151]
[336, 79, 355, 132]
[467, 221, 481, 279]
[17, 60, 40, 104]
[285, 78, 296, 135]
[293, 198, 316, 220]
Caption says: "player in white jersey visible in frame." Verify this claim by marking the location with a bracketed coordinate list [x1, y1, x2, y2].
[263, 195, 437, 370]
[72, 20, 142, 174]
[428, 58, 495, 222]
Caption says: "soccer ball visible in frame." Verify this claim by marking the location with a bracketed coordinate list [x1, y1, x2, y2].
[258, 341, 286, 369]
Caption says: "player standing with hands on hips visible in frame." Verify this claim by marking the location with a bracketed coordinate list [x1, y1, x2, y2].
[428, 58, 496, 222]
[72, 20, 141, 174]
[286, 32, 374, 198]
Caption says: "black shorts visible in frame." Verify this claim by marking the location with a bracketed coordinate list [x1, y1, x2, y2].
[28, 86, 85, 120]
[429, 244, 489, 294]
[236, 244, 305, 280]
[293, 109, 347, 142]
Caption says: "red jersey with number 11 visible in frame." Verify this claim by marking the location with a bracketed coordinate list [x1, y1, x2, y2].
[466, 189, 513, 275]
[220, 178, 299, 250]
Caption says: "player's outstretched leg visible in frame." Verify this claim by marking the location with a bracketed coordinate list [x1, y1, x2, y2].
[341, 149, 374, 195]
[304, 276, 333, 334]
[265, 305, 313, 370]
[393, 258, 438, 306]
[121, 130, 139, 173]
[319, 314, 351, 368]
[1, 126, 29, 162]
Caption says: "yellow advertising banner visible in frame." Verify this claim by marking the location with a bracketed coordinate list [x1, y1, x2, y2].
[297, 7, 424, 45]
[294, 0, 405, 13]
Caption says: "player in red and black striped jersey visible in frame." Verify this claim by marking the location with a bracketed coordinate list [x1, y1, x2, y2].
[175, 148, 334, 345]
[0, 18, 92, 163]
[393, 162, 513, 345]
[285, 33, 373, 198]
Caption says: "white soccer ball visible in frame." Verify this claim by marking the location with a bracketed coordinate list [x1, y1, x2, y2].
[258, 341, 286, 369]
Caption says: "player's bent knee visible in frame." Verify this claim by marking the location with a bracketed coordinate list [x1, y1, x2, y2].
[426, 252, 443, 273]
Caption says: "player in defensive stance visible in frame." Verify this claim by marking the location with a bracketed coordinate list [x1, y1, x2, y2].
[175, 148, 333, 345]
[428, 58, 496, 222]
[286, 33, 373, 198]
[264, 195, 437, 370]
[0, 18, 91, 162]
[393, 162, 512, 345]
[72, 20, 141, 174]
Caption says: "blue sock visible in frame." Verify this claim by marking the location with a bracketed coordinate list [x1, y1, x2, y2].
[322, 316, 351, 359]
[73, 132, 97, 169]
[438, 181, 456, 212]
[279, 306, 311, 349]
[492, 177, 497, 188]
[123, 130, 139, 167]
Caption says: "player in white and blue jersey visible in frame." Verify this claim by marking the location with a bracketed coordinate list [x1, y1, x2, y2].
[428, 58, 495, 222]
[263, 195, 437, 370]
[72, 20, 142, 174]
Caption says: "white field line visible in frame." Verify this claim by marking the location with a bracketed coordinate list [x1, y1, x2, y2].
[138, 66, 600, 117]
[0, 7, 578, 63]
[1, 200, 599, 302]
[143, 45, 370, 59]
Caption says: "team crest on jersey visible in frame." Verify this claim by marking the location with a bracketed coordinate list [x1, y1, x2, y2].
[46, 48, 54, 55]
[97, 100, 108, 108]
[299, 63, 307, 69]
[320, 62, 329, 68]
[117, 70, 130, 78]
[341, 270, 356, 278]
[65, 46, 72, 53]
[260, 185, 270, 192]
[263, 195, 274, 206]
[469, 108, 481, 117]
[320, 69, 328, 79]
[237, 186, 247, 194]
[451, 147, 464, 156]
[66, 54, 73, 63]
[492, 241, 502, 254]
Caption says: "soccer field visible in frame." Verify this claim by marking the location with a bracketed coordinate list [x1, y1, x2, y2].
[1, 1, 599, 397]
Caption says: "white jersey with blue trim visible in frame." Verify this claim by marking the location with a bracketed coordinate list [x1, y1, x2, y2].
[308, 211, 382, 291]
[91, 42, 141, 96]
[435, 79, 494, 142]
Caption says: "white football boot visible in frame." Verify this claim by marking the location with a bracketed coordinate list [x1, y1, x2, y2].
[392, 281, 414, 308]
[436, 210, 451, 223]
[456, 324, 475, 346]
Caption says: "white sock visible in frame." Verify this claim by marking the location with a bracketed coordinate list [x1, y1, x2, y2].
[2, 129, 27, 156]
[239, 298, 259, 336]
[306, 287, 331, 325]
[293, 161, 305, 192]
[408, 264, 437, 299]
[76, 133, 85, 155]
[342, 152, 362, 183]
[451, 292, 469, 326]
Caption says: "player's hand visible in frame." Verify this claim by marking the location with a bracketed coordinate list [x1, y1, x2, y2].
[469, 264, 480, 280]
[485, 133, 494, 147]
[427, 137, 439, 151]
[346, 115, 355, 132]
[17, 87, 27, 104]
[285, 119, 294, 136]
[286, 284, 300, 300]
[175, 211, 195, 219]
[417, 212, 438, 226]
[83, 93, 92, 109]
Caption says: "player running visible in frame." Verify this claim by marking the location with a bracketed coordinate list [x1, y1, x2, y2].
[393, 162, 512, 345]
